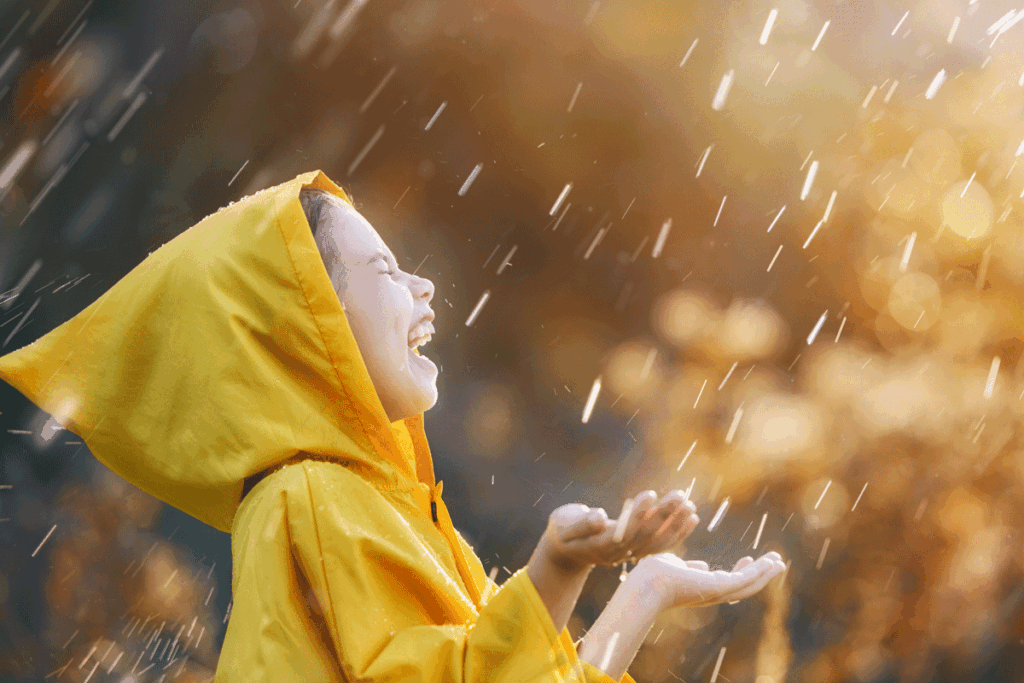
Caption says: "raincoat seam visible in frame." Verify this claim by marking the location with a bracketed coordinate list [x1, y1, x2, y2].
[295, 462, 347, 676]
[270, 183, 384, 478]
[281, 477, 348, 680]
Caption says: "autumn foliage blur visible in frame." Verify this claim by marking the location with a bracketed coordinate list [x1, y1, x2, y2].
[4, 0, 1024, 682]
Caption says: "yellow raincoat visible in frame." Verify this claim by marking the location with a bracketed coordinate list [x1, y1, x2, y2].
[0, 170, 636, 683]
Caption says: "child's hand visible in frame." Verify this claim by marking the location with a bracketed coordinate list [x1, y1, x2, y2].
[633, 551, 787, 611]
[540, 490, 699, 573]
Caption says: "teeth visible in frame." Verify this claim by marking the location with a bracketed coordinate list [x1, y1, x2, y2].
[409, 334, 432, 350]
[407, 321, 435, 346]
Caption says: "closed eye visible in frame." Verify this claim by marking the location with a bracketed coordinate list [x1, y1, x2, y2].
[369, 253, 398, 276]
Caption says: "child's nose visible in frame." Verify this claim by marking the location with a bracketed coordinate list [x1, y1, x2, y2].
[412, 276, 434, 302]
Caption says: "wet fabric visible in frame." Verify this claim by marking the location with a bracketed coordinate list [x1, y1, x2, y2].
[0, 169, 635, 682]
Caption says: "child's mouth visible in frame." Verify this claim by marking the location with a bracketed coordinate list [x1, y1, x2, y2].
[408, 322, 435, 350]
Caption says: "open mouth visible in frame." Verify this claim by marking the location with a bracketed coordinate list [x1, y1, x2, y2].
[408, 321, 435, 350]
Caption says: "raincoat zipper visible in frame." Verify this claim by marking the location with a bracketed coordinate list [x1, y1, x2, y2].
[429, 481, 483, 606]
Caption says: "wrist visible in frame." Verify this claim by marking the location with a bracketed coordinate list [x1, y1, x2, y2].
[527, 536, 595, 636]
[578, 565, 662, 679]
[628, 556, 672, 612]
[531, 532, 594, 575]
[528, 540, 594, 596]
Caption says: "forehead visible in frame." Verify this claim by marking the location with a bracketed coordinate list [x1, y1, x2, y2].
[321, 198, 392, 260]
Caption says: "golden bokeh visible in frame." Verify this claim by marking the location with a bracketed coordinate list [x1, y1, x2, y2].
[887, 272, 941, 331]
[712, 299, 789, 361]
[735, 392, 828, 469]
[908, 128, 961, 187]
[941, 178, 993, 239]
[651, 289, 721, 349]
[603, 340, 665, 408]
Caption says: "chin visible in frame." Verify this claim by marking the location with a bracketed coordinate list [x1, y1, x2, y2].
[422, 385, 439, 412]
[411, 383, 439, 415]
[388, 350, 439, 419]
[387, 380, 437, 421]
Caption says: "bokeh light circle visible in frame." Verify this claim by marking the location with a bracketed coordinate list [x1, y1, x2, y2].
[942, 179, 993, 239]
[888, 272, 941, 331]
[652, 290, 719, 348]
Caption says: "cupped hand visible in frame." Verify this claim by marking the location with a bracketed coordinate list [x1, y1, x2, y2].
[540, 490, 700, 572]
[634, 551, 786, 610]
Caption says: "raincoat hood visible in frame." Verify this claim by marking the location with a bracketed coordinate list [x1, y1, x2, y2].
[0, 169, 437, 533]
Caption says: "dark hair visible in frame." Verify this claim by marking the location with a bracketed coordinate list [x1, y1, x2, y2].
[299, 187, 354, 239]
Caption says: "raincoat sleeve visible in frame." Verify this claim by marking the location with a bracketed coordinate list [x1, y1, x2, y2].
[451, 529, 636, 683]
[222, 460, 635, 683]
[452, 537, 636, 683]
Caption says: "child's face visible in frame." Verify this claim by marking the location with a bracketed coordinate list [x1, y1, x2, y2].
[314, 198, 438, 422]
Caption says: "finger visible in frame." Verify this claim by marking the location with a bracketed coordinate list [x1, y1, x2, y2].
[601, 493, 654, 564]
[639, 508, 697, 556]
[655, 495, 693, 529]
[649, 505, 688, 546]
[629, 510, 681, 557]
[648, 492, 686, 530]
[662, 511, 700, 551]
[655, 490, 689, 515]
[720, 561, 785, 603]
[723, 557, 755, 601]
[628, 494, 679, 552]
[732, 552, 782, 575]
[548, 503, 589, 529]
[676, 511, 700, 540]
[618, 491, 657, 545]
[732, 556, 754, 572]
[597, 493, 669, 563]
[698, 559, 771, 602]
[631, 490, 659, 523]
[726, 557, 781, 591]
[639, 496, 686, 552]
[611, 497, 636, 544]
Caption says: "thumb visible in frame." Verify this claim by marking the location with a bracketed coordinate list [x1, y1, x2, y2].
[562, 508, 608, 541]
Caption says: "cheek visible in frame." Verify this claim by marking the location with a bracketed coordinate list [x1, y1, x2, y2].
[368, 283, 410, 354]
[343, 280, 381, 339]
[345, 276, 414, 355]
[390, 286, 415, 332]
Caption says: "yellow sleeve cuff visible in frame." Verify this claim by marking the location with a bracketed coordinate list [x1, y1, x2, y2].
[535, 597, 637, 683]
[515, 569, 637, 683]
[514, 567, 566, 652]
[578, 659, 638, 683]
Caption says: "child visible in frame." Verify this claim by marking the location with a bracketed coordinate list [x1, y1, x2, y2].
[0, 170, 784, 682]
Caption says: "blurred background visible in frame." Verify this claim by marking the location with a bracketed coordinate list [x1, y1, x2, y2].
[3, 0, 1024, 680]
